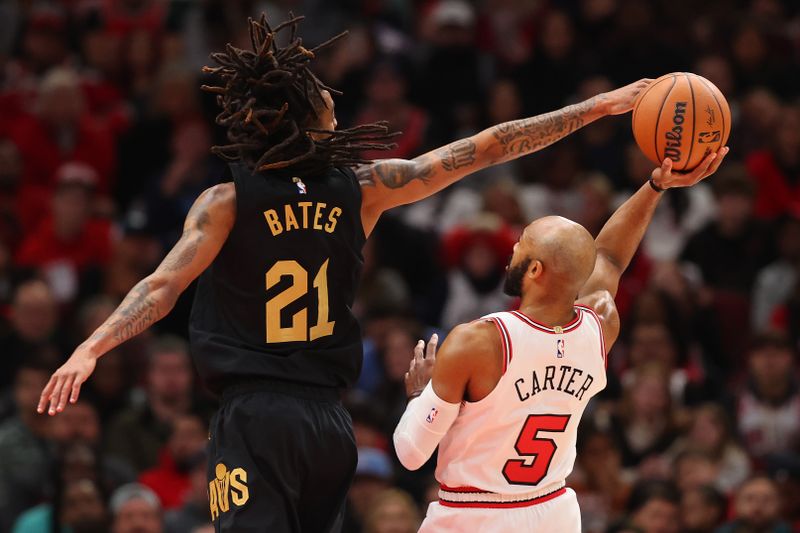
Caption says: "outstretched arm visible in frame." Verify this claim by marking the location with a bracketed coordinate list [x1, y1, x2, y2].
[577, 147, 729, 350]
[357, 79, 652, 235]
[38, 183, 236, 415]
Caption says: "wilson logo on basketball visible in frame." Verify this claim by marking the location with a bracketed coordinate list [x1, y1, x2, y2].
[664, 101, 687, 162]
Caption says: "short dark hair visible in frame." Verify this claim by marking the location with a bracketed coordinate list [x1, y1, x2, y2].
[674, 448, 714, 469]
[627, 480, 680, 514]
[687, 485, 727, 511]
[147, 335, 190, 365]
[16, 349, 59, 377]
[749, 330, 793, 354]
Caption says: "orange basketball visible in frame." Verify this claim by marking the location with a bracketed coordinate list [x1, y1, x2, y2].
[632, 72, 730, 171]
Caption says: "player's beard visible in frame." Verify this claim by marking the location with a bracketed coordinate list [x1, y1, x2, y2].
[503, 257, 531, 297]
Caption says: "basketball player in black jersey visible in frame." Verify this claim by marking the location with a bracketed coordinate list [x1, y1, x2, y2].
[38, 13, 651, 532]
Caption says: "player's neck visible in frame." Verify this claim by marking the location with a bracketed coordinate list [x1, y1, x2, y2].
[516, 296, 577, 329]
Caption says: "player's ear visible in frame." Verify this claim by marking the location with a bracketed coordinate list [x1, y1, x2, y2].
[528, 259, 543, 280]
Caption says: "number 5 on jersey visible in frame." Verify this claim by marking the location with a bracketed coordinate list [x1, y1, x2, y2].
[265, 259, 334, 343]
[503, 414, 571, 486]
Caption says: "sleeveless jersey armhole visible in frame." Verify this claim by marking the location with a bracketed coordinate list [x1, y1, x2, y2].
[339, 166, 367, 244]
[574, 305, 607, 368]
[228, 163, 251, 233]
[485, 317, 512, 375]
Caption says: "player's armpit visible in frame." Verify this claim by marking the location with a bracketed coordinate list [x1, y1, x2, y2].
[575, 290, 621, 353]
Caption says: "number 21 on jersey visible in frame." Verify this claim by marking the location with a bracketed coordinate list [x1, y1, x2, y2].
[265, 259, 334, 343]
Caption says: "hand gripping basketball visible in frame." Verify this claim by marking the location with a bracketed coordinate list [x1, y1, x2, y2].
[651, 146, 729, 190]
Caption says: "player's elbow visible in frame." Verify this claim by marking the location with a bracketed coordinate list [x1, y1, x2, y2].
[142, 274, 181, 312]
[393, 430, 428, 471]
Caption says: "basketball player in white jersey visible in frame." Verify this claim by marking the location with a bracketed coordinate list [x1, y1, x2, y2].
[393, 147, 729, 532]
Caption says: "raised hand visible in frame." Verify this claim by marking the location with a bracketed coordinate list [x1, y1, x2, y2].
[599, 78, 654, 115]
[37, 347, 97, 416]
[651, 146, 729, 190]
[404, 333, 438, 399]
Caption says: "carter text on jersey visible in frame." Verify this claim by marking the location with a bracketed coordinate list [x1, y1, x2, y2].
[514, 364, 595, 402]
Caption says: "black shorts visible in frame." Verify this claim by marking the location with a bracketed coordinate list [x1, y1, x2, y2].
[207, 379, 357, 533]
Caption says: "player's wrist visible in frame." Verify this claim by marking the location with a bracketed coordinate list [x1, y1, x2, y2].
[593, 95, 613, 117]
[407, 389, 423, 401]
[648, 177, 666, 193]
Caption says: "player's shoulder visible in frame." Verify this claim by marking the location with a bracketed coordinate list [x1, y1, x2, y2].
[442, 320, 503, 361]
[196, 182, 236, 212]
[204, 182, 236, 203]
[188, 183, 237, 230]
[434, 319, 503, 388]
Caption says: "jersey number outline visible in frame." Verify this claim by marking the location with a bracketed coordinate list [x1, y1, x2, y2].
[502, 414, 571, 486]
[265, 259, 335, 343]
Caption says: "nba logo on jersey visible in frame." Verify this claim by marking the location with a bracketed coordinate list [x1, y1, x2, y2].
[292, 177, 307, 194]
[426, 407, 439, 423]
[556, 338, 565, 358]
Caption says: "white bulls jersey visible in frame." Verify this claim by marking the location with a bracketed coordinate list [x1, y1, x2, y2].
[435, 306, 607, 504]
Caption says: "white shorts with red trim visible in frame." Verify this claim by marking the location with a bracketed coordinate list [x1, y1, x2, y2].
[419, 486, 580, 533]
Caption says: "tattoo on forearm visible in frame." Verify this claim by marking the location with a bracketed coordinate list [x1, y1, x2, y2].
[440, 139, 477, 171]
[491, 97, 597, 156]
[98, 282, 161, 344]
[358, 159, 434, 189]
[112, 296, 158, 342]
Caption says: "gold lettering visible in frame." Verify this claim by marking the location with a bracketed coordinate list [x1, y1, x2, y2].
[215, 463, 230, 513]
[298, 201, 312, 228]
[230, 468, 250, 506]
[263, 210, 283, 236]
[325, 207, 342, 233]
[284, 204, 299, 231]
[266, 261, 308, 343]
[208, 481, 219, 521]
[313, 202, 326, 230]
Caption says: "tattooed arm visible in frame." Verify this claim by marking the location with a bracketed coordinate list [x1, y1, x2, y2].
[357, 78, 652, 235]
[38, 183, 236, 415]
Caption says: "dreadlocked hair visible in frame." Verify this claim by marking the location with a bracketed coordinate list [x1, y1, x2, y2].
[201, 13, 399, 175]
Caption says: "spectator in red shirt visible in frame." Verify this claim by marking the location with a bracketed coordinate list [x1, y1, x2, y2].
[138, 413, 207, 510]
[15, 163, 113, 303]
[746, 105, 800, 220]
[9, 68, 116, 194]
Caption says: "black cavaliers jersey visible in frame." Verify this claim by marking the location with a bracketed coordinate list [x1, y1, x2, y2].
[189, 163, 366, 393]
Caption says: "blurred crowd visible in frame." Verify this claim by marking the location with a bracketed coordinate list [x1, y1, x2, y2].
[0, 0, 799, 532]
